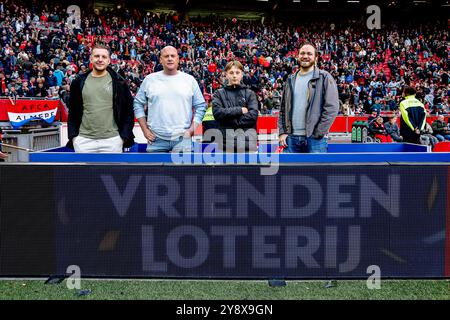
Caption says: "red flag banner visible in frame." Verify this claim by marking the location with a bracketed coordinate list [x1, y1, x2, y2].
[0, 98, 65, 127]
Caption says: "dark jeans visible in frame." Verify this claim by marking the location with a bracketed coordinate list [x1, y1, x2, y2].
[283, 135, 328, 153]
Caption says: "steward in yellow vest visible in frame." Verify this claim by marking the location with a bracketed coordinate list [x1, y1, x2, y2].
[399, 86, 426, 144]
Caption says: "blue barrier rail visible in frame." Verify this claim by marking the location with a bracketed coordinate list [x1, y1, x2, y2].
[28, 143, 450, 164]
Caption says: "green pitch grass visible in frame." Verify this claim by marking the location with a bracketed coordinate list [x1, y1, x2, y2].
[0, 279, 449, 300]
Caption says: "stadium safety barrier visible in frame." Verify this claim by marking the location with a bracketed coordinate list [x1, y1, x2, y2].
[1, 127, 61, 162]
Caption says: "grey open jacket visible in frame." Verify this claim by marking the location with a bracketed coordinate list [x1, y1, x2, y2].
[278, 67, 339, 139]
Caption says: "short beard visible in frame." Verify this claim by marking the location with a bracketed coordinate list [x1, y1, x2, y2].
[300, 61, 315, 70]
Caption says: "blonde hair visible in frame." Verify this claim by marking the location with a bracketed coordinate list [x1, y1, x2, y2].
[225, 60, 244, 72]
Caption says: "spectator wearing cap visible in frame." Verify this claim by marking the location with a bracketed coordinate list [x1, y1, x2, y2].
[370, 98, 383, 114]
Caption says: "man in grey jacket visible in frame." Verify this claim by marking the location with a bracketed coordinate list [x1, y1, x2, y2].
[278, 43, 339, 153]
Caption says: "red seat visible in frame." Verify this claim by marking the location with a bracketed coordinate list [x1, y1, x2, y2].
[433, 142, 450, 152]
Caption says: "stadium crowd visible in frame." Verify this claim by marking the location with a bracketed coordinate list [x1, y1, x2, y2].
[0, 0, 448, 119]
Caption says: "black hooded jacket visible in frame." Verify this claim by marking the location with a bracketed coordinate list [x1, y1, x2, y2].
[67, 66, 135, 149]
[212, 84, 258, 152]
[212, 83, 258, 129]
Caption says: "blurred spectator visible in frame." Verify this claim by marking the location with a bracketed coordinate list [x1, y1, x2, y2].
[367, 109, 379, 124]
[53, 63, 65, 86]
[370, 116, 392, 143]
[263, 91, 277, 115]
[34, 79, 48, 97]
[340, 99, 354, 116]
[420, 122, 439, 149]
[370, 98, 383, 114]
[0, 0, 446, 126]
[431, 115, 450, 141]
[384, 115, 403, 142]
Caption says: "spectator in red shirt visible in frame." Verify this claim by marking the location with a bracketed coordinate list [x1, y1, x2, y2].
[370, 116, 393, 143]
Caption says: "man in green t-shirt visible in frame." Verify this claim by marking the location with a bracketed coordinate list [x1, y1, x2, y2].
[67, 44, 135, 152]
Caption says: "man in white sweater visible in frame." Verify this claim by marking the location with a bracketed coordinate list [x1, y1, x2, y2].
[133, 46, 206, 152]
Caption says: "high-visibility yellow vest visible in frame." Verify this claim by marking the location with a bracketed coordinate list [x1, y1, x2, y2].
[399, 95, 426, 131]
[202, 106, 215, 122]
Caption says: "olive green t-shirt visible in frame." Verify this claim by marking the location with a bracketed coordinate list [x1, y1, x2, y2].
[79, 73, 118, 139]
